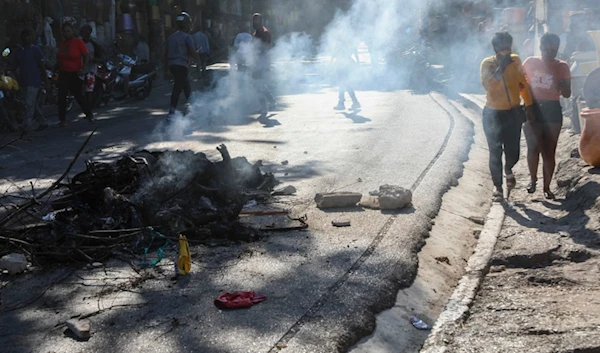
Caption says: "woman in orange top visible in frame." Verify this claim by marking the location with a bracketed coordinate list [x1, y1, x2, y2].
[523, 33, 571, 199]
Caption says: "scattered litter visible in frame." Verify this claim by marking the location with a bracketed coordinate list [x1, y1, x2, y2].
[0, 253, 28, 274]
[435, 256, 451, 265]
[261, 215, 308, 231]
[272, 185, 297, 196]
[214, 291, 267, 309]
[315, 192, 362, 209]
[42, 212, 56, 222]
[100, 217, 115, 226]
[276, 343, 288, 350]
[92, 262, 103, 268]
[409, 316, 431, 330]
[332, 220, 351, 227]
[281, 160, 289, 165]
[66, 319, 92, 339]
[468, 216, 485, 225]
[177, 235, 191, 276]
[243, 200, 258, 209]
[363, 185, 412, 210]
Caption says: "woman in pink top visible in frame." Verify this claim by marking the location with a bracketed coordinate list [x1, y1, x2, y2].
[523, 33, 571, 199]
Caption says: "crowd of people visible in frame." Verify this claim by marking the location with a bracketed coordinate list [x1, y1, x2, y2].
[165, 11, 275, 121]
[5, 20, 97, 133]
[480, 31, 571, 201]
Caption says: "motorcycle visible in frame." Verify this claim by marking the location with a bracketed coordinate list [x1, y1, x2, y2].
[43, 67, 74, 112]
[0, 48, 24, 132]
[91, 59, 118, 107]
[111, 54, 157, 101]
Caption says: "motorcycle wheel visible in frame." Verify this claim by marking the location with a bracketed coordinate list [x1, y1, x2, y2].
[134, 80, 153, 101]
[92, 86, 104, 107]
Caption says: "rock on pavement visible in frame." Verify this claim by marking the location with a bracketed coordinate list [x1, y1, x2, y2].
[0, 253, 28, 274]
[315, 192, 362, 208]
[378, 185, 412, 210]
[66, 319, 92, 339]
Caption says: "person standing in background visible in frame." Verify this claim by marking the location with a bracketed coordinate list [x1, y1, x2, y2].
[164, 12, 197, 119]
[480, 31, 535, 201]
[15, 28, 49, 131]
[251, 13, 275, 119]
[523, 33, 571, 199]
[192, 24, 210, 79]
[56, 22, 95, 127]
[332, 43, 361, 111]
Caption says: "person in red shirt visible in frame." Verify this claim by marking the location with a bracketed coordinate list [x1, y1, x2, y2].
[523, 33, 571, 199]
[56, 22, 95, 127]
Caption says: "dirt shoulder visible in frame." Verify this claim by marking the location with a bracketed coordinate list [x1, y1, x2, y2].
[437, 124, 600, 352]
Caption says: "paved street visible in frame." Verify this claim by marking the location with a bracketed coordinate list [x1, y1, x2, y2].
[0, 64, 480, 352]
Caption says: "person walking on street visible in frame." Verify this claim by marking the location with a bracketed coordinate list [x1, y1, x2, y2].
[523, 33, 571, 200]
[15, 28, 49, 131]
[333, 43, 361, 111]
[79, 24, 103, 109]
[480, 31, 535, 201]
[56, 22, 95, 127]
[164, 12, 197, 119]
[232, 23, 252, 71]
[192, 24, 210, 79]
[252, 13, 275, 119]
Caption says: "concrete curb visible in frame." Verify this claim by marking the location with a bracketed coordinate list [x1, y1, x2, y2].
[420, 94, 506, 353]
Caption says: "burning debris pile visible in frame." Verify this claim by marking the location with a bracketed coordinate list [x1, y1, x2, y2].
[0, 144, 278, 263]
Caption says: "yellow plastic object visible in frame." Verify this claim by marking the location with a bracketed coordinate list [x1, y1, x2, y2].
[177, 235, 191, 275]
[0, 75, 19, 91]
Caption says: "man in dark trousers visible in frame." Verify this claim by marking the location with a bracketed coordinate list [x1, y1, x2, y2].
[164, 12, 197, 119]
[15, 28, 49, 131]
[251, 13, 275, 119]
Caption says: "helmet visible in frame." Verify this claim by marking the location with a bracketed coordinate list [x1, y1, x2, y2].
[176, 12, 191, 26]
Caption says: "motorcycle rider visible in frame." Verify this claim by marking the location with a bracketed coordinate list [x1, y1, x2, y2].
[164, 12, 197, 119]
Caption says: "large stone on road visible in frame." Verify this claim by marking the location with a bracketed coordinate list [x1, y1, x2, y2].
[378, 185, 412, 210]
[315, 192, 362, 208]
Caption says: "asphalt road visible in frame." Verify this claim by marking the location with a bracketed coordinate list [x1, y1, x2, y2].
[0, 66, 474, 353]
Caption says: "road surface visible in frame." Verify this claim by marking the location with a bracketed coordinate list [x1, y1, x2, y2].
[0, 65, 476, 353]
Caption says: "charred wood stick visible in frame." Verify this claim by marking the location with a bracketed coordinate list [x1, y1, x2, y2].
[4, 222, 52, 233]
[88, 228, 144, 235]
[0, 129, 96, 229]
[0, 133, 25, 151]
[239, 210, 290, 216]
[67, 232, 142, 241]
[0, 235, 33, 246]
[260, 224, 309, 232]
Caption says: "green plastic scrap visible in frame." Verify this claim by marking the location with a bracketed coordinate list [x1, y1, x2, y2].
[139, 227, 170, 268]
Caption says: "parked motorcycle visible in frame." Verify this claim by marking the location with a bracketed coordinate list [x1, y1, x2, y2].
[91, 59, 118, 107]
[0, 48, 24, 132]
[43, 67, 74, 112]
[111, 54, 157, 101]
